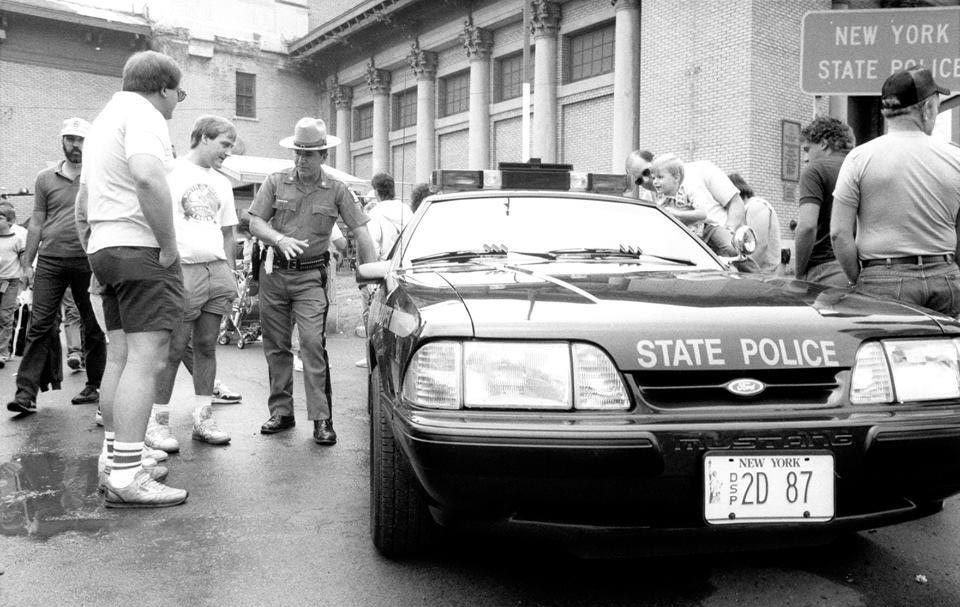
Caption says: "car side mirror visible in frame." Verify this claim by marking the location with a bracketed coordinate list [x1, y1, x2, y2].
[732, 225, 757, 256]
[357, 260, 389, 284]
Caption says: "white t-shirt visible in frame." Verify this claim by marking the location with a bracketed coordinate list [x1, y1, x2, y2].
[167, 158, 238, 264]
[368, 198, 411, 260]
[82, 92, 175, 254]
[683, 161, 740, 227]
[0, 228, 26, 280]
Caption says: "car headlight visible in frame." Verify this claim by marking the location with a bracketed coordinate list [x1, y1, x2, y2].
[401, 340, 631, 410]
[850, 338, 960, 404]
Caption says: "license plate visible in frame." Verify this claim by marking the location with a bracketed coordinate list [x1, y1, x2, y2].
[703, 452, 835, 525]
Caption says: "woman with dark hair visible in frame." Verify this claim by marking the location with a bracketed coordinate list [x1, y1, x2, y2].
[728, 172, 782, 274]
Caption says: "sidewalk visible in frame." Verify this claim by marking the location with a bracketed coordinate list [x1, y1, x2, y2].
[327, 268, 364, 336]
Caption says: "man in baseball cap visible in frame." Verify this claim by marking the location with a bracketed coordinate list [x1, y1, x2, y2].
[831, 66, 960, 317]
[6, 116, 107, 419]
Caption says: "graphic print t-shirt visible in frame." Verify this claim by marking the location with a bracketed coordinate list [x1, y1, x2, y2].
[167, 159, 238, 264]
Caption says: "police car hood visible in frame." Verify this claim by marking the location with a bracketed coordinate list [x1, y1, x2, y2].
[405, 264, 955, 371]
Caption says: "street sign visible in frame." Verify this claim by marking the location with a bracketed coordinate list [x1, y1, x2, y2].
[801, 7, 960, 95]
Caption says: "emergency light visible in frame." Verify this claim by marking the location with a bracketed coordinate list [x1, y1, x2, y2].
[431, 160, 626, 196]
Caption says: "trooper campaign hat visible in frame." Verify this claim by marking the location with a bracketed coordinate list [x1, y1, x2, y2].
[61, 117, 91, 138]
[881, 66, 950, 110]
[279, 117, 341, 151]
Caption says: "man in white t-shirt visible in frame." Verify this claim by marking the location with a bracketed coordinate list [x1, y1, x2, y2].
[75, 50, 187, 508]
[148, 116, 238, 452]
[367, 172, 411, 260]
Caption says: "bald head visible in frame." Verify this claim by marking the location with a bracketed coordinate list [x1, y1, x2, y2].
[625, 150, 655, 197]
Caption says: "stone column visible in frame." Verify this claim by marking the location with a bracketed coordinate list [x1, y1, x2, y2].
[366, 62, 391, 176]
[611, 0, 640, 172]
[462, 20, 494, 169]
[331, 85, 353, 171]
[531, 0, 561, 163]
[408, 42, 438, 183]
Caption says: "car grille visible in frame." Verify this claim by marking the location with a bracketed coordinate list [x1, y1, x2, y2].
[631, 368, 843, 409]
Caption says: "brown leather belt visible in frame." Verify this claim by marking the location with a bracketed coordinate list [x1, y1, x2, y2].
[860, 254, 955, 268]
[272, 252, 329, 271]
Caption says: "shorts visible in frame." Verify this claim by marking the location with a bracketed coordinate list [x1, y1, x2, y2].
[182, 260, 235, 321]
[89, 246, 184, 333]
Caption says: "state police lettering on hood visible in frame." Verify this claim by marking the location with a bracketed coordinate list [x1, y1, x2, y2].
[636, 338, 838, 368]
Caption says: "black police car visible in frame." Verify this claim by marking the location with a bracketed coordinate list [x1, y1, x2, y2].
[358, 162, 960, 557]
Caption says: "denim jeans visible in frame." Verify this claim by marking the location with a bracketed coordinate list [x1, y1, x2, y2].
[15, 256, 106, 400]
[856, 261, 960, 317]
[803, 260, 848, 288]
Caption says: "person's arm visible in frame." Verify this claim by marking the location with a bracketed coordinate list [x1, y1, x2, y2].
[794, 203, 820, 278]
[128, 154, 177, 267]
[724, 194, 746, 230]
[664, 207, 707, 226]
[352, 223, 376, 266]
[75, 181, 90, 252]
[22, 175, 48, 285]
[830, 202, 859, 284]
[954, 211, 960, 265]
[222, 225, 237, 264]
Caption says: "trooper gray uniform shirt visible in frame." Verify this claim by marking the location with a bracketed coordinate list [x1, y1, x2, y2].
[249, 167, 369, 420]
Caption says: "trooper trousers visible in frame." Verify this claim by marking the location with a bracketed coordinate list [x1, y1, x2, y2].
[258, 265, 333, 420]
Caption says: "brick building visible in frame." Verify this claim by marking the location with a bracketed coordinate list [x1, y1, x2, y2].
[0, 0, 318, 220]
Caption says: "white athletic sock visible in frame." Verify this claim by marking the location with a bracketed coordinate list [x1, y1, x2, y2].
[109, 441, 144, 488]
[152, 404, 171, 426]
[99, 432, 116, 473]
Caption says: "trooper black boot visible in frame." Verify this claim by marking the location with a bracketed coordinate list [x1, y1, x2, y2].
[313, 419, 337, 445]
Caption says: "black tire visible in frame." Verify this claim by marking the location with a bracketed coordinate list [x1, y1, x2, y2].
[217, 334, 230, 345]
[369, 370, 435, 557]
[237, 339, 246, 350]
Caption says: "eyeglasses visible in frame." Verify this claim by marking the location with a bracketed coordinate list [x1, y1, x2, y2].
[634, 168, 651, 186]
[176, 88, 187, 102]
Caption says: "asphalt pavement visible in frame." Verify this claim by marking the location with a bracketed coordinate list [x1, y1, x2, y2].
[2, 274, 960, 606]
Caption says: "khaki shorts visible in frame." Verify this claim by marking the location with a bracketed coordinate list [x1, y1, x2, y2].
[182, 260, 236, 322]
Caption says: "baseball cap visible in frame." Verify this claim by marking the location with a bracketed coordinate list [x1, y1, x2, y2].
[60, 117, 91, 138]
[881, 67, 950, 110]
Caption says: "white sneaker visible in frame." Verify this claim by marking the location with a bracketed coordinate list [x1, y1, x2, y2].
[192, 418, 231, 445]
[212, 380, 242, 404]
[355, 358, 368, 368]
[145, 419, 180, 453]
[294, 355, 303, 372]
[142, 446, 169, 463]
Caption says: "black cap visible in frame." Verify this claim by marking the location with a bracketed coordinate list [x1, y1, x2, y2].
[881, 67, 950, 109]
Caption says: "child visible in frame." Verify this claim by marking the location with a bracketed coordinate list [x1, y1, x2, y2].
[0, 202, 27, 367]
[650, 154, 738, 257]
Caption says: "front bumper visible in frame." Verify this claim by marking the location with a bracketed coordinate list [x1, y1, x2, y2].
[390, 407, 960, 542]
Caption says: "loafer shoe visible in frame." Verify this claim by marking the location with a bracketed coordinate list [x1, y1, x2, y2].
[313, 419, 337, 445]
[103, 470, 187, 508]
[192, 418, 231, 445]
[6, 398, 36, 415]
[71, 386, 100, 405]
[260, 415, 295, 434]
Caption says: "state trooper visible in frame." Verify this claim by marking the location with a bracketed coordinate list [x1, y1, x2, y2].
[248, 117, 375, 444]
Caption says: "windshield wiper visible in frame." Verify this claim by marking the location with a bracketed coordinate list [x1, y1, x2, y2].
[410, 246, 557, 265]
[548, 247, 695, 266]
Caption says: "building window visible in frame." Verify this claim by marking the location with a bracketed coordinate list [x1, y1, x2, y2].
[439, 71, 470, 117]
[567, 24, 614, 82]
[236, 72, 256, 118]
[496, 51, 534, 102]
[392, 88, 418, 130]
[354, 103, 373, 140]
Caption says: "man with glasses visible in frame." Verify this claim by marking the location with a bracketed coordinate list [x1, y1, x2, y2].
[832, 66, 960, 316]
[76, 50, 188, 508]
[624, 150, 655, 202]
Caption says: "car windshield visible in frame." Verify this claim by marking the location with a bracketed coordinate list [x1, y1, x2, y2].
[396, 195, 721, 269]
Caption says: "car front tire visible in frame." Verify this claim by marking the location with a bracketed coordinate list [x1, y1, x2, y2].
[369, 370, 435, 557]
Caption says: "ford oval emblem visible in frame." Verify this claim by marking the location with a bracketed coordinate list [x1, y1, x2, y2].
[725, 378, 765, 397]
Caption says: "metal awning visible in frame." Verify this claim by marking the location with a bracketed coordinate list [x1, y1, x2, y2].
[0, 0, 151, 35]
[219, 155, 370, 191]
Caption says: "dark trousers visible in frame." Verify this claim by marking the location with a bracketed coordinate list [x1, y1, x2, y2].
[259, 266, 332, 420]
[16, 256, 106, 400]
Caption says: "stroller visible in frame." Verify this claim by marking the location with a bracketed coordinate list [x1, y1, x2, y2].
[217, 267, 262, 349]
